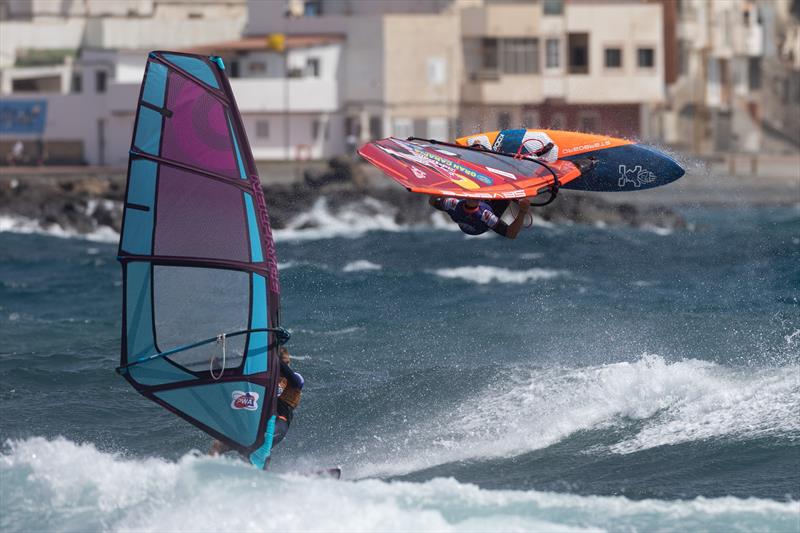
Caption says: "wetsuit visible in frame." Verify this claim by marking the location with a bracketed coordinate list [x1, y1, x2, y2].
[431, 197, 511, 236]
[272, 360, 303, 447]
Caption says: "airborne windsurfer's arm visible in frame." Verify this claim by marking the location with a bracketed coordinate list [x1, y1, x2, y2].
[492, 199, 530, 239]
[279, 360, 304, 390]
[429, 197, 458, 212]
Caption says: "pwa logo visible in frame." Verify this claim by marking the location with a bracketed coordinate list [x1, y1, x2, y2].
[618, 165, 657, 188]
[231, 391, 259, 411]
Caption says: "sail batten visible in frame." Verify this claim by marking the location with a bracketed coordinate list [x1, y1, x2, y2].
[118, 51, 281, 466]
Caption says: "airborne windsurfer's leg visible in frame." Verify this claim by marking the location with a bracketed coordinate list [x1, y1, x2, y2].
[271, 416, 290, 448]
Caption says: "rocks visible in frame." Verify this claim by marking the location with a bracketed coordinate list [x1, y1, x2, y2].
[0, 173, 688, 237]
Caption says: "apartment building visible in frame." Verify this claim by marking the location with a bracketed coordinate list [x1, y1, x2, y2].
[664, 0, 800, 154]
[248, 0, 463, 146]
[459, 0, 666, 138]
[249, 0, 668, 143]
[0, 0, 248, 165]
[183, 35, 346, 160]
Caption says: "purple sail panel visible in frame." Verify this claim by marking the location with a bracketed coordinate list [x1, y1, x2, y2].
[154, 165, 250, 261]
[161, 72, 239, 179]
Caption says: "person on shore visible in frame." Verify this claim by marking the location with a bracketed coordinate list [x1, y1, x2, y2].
[7, 140, 24, 166]
[209, 346, 304, 467]
[429, 196, 530, 239]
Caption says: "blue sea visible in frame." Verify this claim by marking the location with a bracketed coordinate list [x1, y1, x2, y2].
[1, 203, 798, 532]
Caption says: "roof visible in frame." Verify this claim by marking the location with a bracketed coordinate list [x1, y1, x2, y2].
[180, 34, 345, 55]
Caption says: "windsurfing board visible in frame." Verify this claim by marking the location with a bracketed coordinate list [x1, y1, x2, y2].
[358, 137, 583, 200]
[456, 129, 685, 192]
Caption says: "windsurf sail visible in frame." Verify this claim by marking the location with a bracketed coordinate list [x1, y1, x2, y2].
[358, 137, 582, 200]
[116, 51, 284, 468]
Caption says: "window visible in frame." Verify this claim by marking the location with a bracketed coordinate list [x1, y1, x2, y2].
[256, 120, 270, 138]
[550, 112, 566, 130]
[481, 38, 499, 70]
[502, 39, 539, 74]
[498, 112, 511, 130]
[578, 112, 599, 132]
[303, 0, 322, 16]
[413, 119, 427, 137]
[248, 62, 267, 74]
[427, 57, 447, 86]
[345, 116, 361, 137]
[312, 118, 328, 140]
[545, 38, 560, 69]
[95, 70, 107, 93]
[71, 73, 82, 93]
[568, 33, 589, 74]
[748, 57, 761, 90]
[369, 116, 382, 140]
[543, 0, 563, 15]
[230, 60, 240, 78]
[427, 117, 448, 140]
[605, 48, 622, 69]
[306, 57, 320, 77]
[637, 48, 655, 68]
[522, 112, 539, 128]
[392, 118, 413, 139]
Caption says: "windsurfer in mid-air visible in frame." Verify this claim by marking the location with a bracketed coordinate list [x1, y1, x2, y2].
[210, 346, 304, 466]
[429, 196, 531, 239]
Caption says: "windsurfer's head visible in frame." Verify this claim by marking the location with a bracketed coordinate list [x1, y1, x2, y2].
[279, 346, 291, 364]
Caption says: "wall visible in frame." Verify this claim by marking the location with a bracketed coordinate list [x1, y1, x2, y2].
[564, 2, 665, 104]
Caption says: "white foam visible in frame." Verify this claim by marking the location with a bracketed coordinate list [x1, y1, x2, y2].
[349, 355, 800, 479]
[1, 438, 796, 533]
[432, 265, 567, 284]
[642, 225, 674, 236]
[519, 252, 544, 260]
[0, 214, 118, 243]
[273, 197, 405, 242]
[343, 260, 382, 272]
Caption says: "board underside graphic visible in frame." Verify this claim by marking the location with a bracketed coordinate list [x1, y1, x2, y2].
[358, 137, 582, 200]
[117, 51, 281, 468]
[456, 129, 685, 192]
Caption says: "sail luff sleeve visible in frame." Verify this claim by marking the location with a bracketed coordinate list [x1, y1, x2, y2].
[117, 51, 281, 460]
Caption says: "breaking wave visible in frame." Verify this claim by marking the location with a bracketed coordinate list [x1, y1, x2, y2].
[273, 198, 405, 242]
[343, 260, 383, 272]
[0, 214, 118, 243]
[1, 437, 796, 533]
[348, 355, 800, 479]
[432, 265, 568, 284]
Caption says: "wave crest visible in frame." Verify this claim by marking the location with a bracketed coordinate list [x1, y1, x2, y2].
[1, 437, 796, 533]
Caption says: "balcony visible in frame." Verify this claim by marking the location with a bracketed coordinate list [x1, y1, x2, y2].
[230, 77, 338, 113]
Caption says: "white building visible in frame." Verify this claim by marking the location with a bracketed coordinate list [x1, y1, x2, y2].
[183, 35, 346, 160]
[248, 0, 668, 142]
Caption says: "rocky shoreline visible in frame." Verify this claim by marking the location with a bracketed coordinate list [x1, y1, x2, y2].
[0, 171, 690, 238]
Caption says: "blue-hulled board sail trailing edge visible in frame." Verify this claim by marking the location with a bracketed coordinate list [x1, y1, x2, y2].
[116, 50, 284, 469]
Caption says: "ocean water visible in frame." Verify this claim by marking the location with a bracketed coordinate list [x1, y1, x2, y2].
[1, 203, 798, 532]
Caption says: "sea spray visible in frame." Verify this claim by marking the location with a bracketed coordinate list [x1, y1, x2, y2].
[1, 437, 796, 533]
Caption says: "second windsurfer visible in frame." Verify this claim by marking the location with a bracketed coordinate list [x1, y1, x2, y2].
[210, 346, 304, 467]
